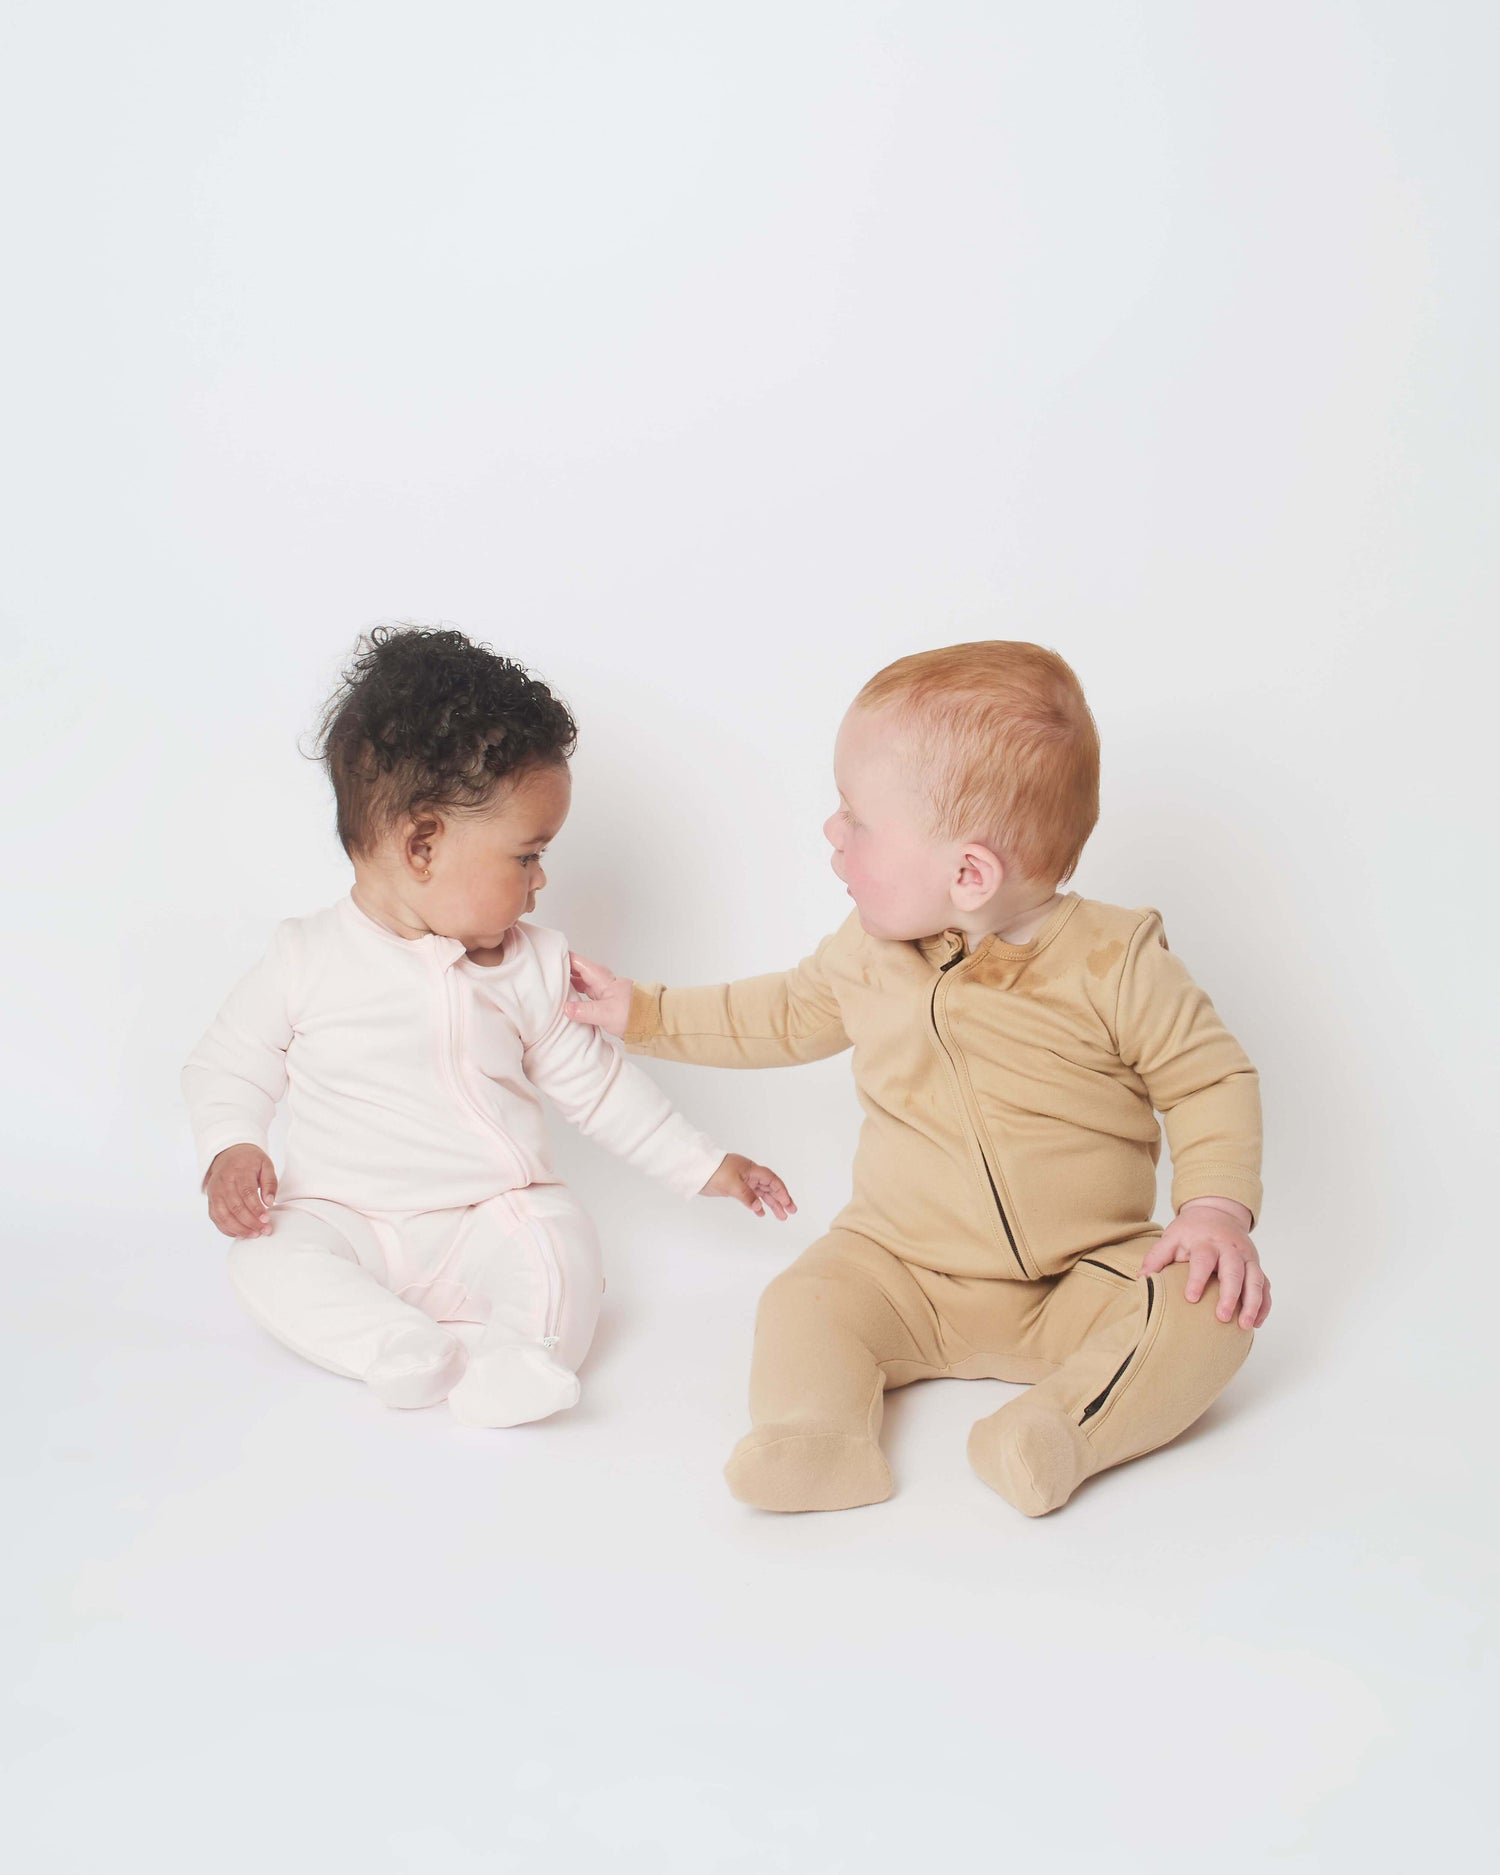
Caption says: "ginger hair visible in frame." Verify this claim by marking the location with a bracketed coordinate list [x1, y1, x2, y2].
[854, 642, 1100, 886]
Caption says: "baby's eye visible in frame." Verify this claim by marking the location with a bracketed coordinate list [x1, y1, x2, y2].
[520, 852, 543, 866]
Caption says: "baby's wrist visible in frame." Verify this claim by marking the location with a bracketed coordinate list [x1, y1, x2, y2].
[1178, 1195, 1253, 1231]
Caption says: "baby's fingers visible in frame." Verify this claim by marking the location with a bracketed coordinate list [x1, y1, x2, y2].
[207, 1199, 242, 1239]
[219, 1175, 271, 1238]
[1240, 1267, 1269, 1329]
[733, 1173, 767, 1218]
[1214, 1250, 1245, 1323]
[209, 1194, 257, 1238]
[746, 1168, 796, 1222]
[1139, 1236, 1178, 1276]
[1183, 1244, 1220, 1304]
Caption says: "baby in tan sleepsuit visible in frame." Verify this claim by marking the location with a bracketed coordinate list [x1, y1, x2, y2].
[565, 642, 1270, 1516]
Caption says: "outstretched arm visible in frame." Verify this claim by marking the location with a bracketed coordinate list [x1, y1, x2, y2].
[565, 925, 852, 1069]
[523, 938, 796, 1214]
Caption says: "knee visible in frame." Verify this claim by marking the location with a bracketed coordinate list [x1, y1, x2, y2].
[755, 1256, 854, 1332]
[224, 1235, 273, 1299]
[752, 1251, 892, 1358]
[1151, 1262, 1254, 1388]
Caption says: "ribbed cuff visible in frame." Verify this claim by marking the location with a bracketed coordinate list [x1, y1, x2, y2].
[195, 1132, 268, 1190]
[675, 1136, 729, 1201]
[623, 981, 664, 1048]
[1171, 1168, 1263, 1230]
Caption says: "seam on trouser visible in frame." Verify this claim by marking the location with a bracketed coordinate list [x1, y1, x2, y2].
[1075, 1257, 1133, 1284]
[909, 1273, 962, 1364]
[1079, 1279, 1167, 1442]
[364, 1214, 404, 1287]
[795, 1241, 938, 1369]
[497, 1190, 562, 1344]
[396, 1203, 483, 1318]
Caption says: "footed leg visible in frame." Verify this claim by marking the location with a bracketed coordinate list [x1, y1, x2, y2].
[227, 1208, 466, 1409]
[966, 1399, 1095, 1518]
[725, 1233, 942, 1513]
[448, 1345, 582, 1428]
[725, 1424, 893, 1514]
[968, 1253, 1253, 1515]
[444, 1188, 601, 1429]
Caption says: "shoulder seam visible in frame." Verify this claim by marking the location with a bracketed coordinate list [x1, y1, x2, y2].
[1111, 907, 1162, 1044]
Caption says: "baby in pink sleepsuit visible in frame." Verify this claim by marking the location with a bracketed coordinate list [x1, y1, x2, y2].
[182, 626, 795, 1427]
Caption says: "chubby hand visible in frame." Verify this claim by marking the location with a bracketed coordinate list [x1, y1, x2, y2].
[564, 952, 634, 1039]
[205, 1144, 278, 1239]
[700, 1152, 798, 1221]
[1139, 1198, 1270, 1329]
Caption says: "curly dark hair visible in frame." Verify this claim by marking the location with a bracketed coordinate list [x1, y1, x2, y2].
[313, 626, 578, 857]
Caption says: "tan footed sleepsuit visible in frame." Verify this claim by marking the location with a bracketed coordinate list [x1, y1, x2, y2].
[624, 892, 1262, 1515]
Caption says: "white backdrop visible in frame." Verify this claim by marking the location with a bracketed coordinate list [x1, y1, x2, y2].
[3, 4, 1495, 1870]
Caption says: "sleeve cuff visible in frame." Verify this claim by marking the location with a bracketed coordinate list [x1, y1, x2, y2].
[195, 1133, 268, 1189]
[1171, 1168, 1263, 1230]
[623, 981, 664, 1049]
[669, 1134, 728, 1202]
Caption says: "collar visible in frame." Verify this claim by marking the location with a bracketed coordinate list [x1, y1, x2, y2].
[915, 892, 1081, 968]
[341, 892, 469, 966]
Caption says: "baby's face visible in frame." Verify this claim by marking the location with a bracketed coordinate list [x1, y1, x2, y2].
[824, 707, 965, 941]
[421, 762, 572, 952]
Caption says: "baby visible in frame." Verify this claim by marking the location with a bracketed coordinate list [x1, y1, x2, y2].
[182, 627, 794, 1428]
[566, 642, 1271, 1515]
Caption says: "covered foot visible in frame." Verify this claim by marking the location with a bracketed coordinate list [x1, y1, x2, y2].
[365, 1324, 468, 1410]
[967, 1399, 1094, 1516]
[725, 1424, 893, 1513]
[448, 1344, 581, 1428]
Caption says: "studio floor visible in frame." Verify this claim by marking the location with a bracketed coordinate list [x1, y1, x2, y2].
[3, 1189, 1484, 1873]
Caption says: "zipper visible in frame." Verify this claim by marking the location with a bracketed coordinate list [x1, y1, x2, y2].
[1079, 1277, 1155, 1423]
[503, 1192, 566, 1348]
[929, 945, 1034, 1279]
[436, 959, 530, 1189]
[433, 957, 565, 1351]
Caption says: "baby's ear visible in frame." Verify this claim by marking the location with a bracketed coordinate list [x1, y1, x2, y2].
[404, 812, 442, 877]
[953, 840, 1005, 907]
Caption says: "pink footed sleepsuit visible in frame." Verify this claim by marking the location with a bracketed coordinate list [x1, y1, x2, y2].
[181, 895, 726, 1425]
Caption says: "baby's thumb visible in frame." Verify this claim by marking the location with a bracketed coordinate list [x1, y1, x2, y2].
[260, 1159, 278, 1202]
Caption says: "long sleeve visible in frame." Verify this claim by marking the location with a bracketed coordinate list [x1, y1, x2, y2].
[180, 926, 296, 1183]
[523, 946, 727, 1201]
[1113, 910, 1263, 1225]
[623, 926, 852, 1069]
